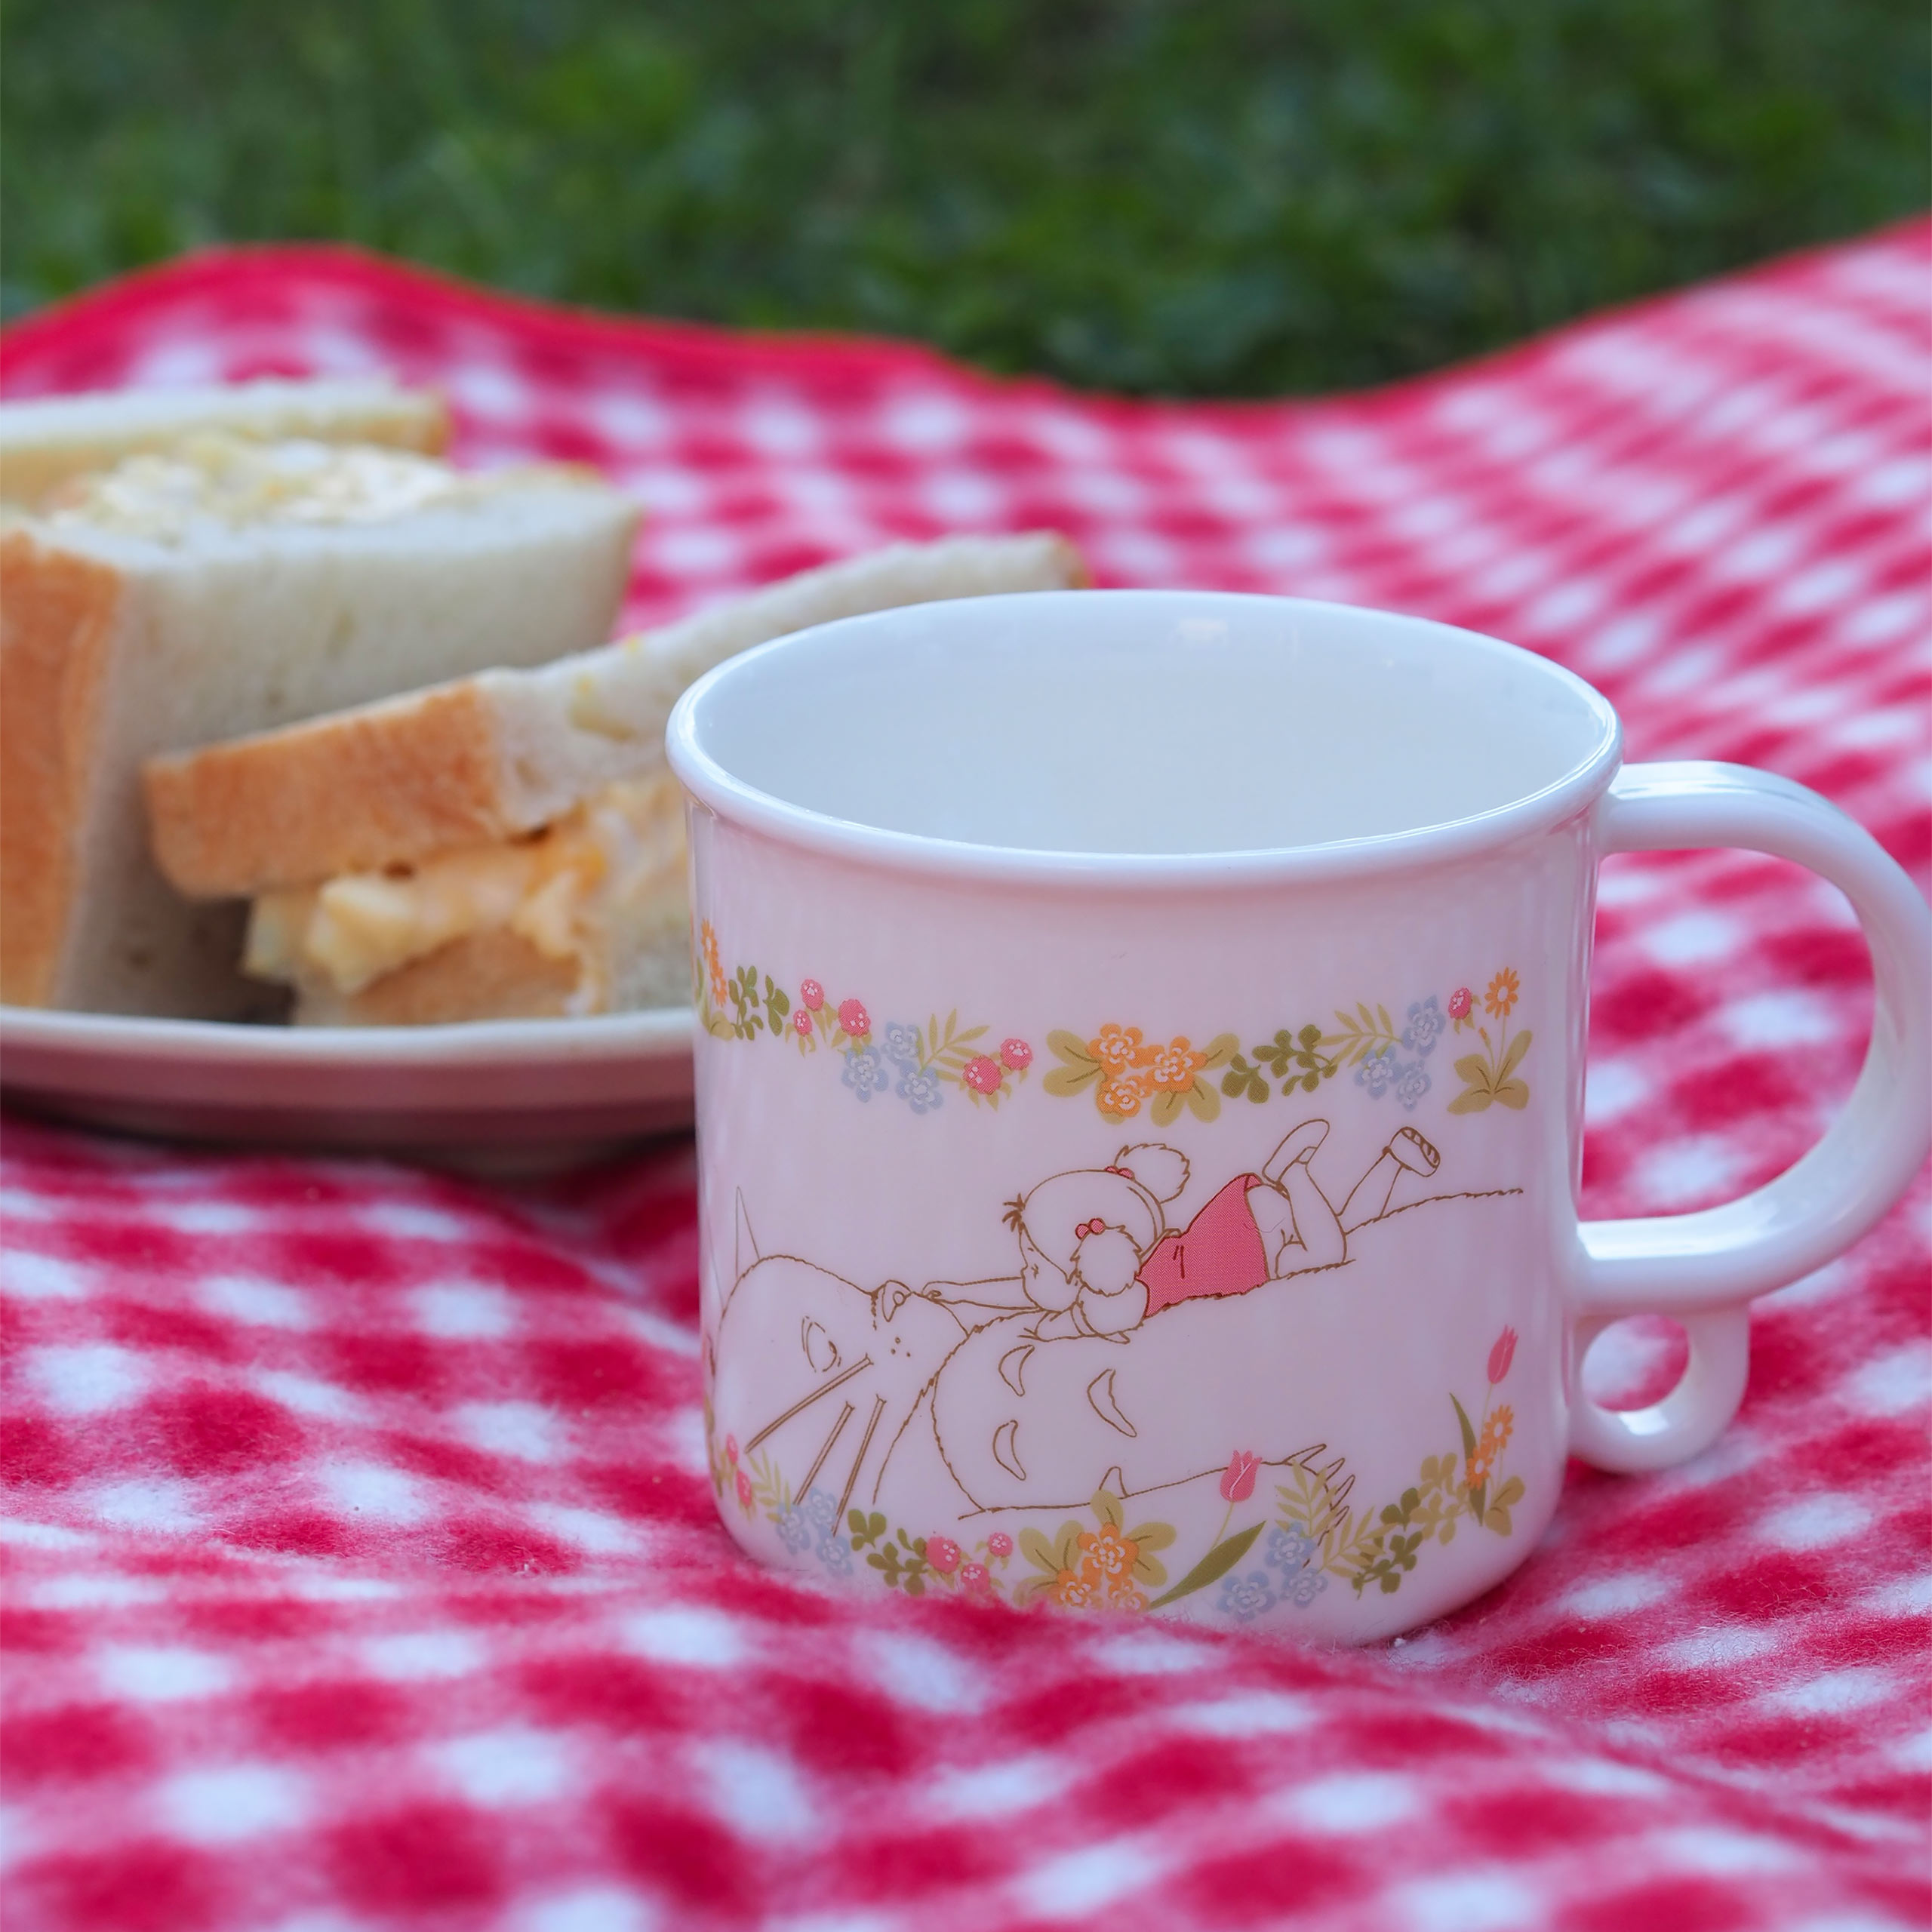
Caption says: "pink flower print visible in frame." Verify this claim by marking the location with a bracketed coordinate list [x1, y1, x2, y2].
[926, 1535, 961, 1574]
[792, 1007, 813, 1036]
[724, 1435, 740, 1464]
[961, 1054, 1003, 1094]
[837, 997, 869, 1038]
[986, 1532, 1014, 1559]
[800, 979, 825, 1011]
[1448, 986, 1473, 1021]
[1000, 1038, 1033, 1071]
[958, 1561, 991, 1593]
[1220, 1449, 1260, 1503]
[734, 1468, 754, 1508]
[1487, 1327, 1518, 1386]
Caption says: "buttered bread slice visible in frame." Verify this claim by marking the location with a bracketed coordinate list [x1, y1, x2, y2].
[143, 532, 1089, 1025]
[1, 432, 639, 1017]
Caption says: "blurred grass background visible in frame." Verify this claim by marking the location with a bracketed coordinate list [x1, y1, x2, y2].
[3, 0, 1925, 396]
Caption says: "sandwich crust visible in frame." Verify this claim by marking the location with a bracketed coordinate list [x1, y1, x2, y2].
[145, 682, 511, 898]
[297, 926, 579, 1026]
[0, 531, 123, 1005]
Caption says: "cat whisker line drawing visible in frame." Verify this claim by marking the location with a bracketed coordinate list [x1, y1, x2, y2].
[712, 1118, 1522, 1529]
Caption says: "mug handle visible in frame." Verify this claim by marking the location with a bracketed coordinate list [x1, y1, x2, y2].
[1570, 761, 1932, 1473]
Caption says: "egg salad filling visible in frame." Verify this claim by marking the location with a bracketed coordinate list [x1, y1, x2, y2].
[243, 771, 686, 1015]
[37, 432, 529, 543]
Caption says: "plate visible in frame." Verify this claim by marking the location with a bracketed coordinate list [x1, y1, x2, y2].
[0, 1005, 696, 1172]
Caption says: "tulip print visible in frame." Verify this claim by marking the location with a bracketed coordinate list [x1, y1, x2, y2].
[1487, 1327, 1518, 1385]
[1220, 1450, 1260, 1503]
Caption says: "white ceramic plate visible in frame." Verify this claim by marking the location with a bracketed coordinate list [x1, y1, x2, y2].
[0, 1005, 696, 1172]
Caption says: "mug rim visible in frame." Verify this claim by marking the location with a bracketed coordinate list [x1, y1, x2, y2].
[666, 589, 1624, 888]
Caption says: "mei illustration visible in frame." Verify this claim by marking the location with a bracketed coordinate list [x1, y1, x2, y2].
[710, 1116, 1512, 1527]
[912, 1118, 1443, 1343]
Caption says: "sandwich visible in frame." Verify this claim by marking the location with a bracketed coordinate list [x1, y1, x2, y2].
[143, 532, 1090, 1026]
[1, 419, 639, 1017]
[0, 377, 448, 510]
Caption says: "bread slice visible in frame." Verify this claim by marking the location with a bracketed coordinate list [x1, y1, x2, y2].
[295, 928, 586, 1027]
[146, 531, 1090, 900]
[250, 772, 693, 1026]
[0, 377, 448, 509]
[1, 435, 639, 1017]
[149, 531, 1090, 1026]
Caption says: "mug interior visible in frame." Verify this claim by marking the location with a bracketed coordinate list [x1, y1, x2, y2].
[674, 592, 1618, 858]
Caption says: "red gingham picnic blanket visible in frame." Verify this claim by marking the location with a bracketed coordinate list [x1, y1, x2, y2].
[3, 226, 1928, 1932]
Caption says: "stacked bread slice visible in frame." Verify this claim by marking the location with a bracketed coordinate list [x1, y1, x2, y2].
[144, 533, 1090, 1026]
[1, 393, 640, 1016]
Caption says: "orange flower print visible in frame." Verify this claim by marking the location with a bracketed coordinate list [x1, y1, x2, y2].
[1142, 1036, 1208, 1093]
[1097, 1072, 1149, 1117]
[1484, 967, 1521, 1022]
[700, 920, 727, 1008]
[1078, 1521, 1140, 1583]
[1103, 1578, 1149, 1614]
[1052, 1567, 1100, 1609]
[1091, 1024, 1151, 1074]
[1467, 1404, 1515, 1488]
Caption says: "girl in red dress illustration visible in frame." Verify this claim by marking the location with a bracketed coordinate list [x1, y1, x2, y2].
[915, 1120, 1442, 1343]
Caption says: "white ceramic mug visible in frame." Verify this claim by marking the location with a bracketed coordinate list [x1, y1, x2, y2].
[667, 592, 1930, 1642]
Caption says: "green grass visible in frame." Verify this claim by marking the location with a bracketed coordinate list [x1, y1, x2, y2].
[3, 0, 1925, 396]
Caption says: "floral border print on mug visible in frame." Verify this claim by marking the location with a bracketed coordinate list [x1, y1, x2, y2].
[669, 592, 1932, 1644]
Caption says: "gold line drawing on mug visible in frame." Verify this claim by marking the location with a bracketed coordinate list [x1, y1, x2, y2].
[707, 1352, 1529, 1624]
[707, 1112, 1528, 1626]
[893, 1119, 1436, 1352]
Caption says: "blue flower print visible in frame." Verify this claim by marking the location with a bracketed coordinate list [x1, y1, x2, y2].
[841, 1045, 892, 1101]
[1358, 1049, 1430, 1109]
[1401, 995, 1444, 1058]
[1218, 1569, 1277, 1623]
[798, 1490, 851, 1576]
[775, 1504, 813, 1552]
[896, 1066, 945, 1115]
[1287, 1568, 1328, 1608]
[1266, 1525, 1318, 1574]
[881, 1020, 923, 1070]
[1393, 1060, 1432, 1112]
[1355, 1051, 1399, 1099]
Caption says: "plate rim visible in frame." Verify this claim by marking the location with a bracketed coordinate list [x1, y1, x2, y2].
[0, 1002, 696, 1070]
